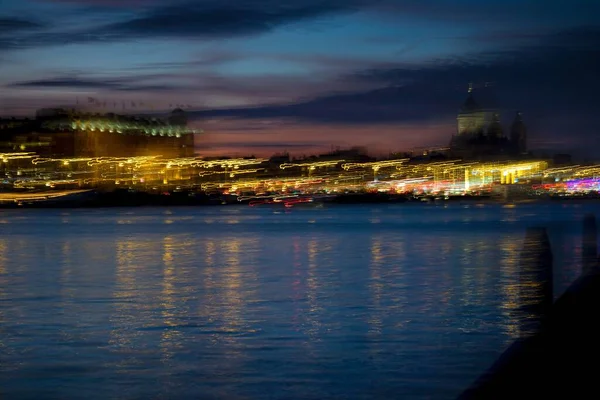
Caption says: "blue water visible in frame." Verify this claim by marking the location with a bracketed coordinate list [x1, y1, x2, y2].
[0, 202, 597, 399]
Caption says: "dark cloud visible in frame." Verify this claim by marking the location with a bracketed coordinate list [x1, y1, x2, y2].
[0, 17, 45, 49]
[90, 1, 599, 44]
[198, 26, 600, 117]
[357, 27, 600, 113]
[130, 51, 243, 71]
[40, 0, 600, 28]
[191, 86, 451, 124]
[0, 17, 43, 34]
[7, 76, 187, 92]
[192, 27, 600, 157]
[0, 1, 361, 48]
[95, 0, 359, 40]
[4, 0, 599, 48]
[44, 0, 152, 5]
[10, 77, 120, 89]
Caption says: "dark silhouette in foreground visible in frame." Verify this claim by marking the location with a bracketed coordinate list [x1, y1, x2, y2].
[458, 214, 600, 399]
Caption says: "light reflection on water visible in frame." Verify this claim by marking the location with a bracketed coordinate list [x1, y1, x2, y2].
[0, 202, 598, 399]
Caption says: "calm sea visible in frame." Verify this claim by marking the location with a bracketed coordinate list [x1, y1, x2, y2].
[0, 202, 598, 399]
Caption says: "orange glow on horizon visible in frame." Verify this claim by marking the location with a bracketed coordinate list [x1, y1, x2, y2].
[193, 118, 455, 157]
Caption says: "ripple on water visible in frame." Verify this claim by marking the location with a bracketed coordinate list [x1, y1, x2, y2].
[0, 204, 595, 399]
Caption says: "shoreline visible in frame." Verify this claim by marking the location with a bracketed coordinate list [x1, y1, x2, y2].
[1, 189, 599, 209]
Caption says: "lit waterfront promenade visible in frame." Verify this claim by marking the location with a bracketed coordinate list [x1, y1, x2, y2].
[458, 214, 600, 399]
[3, 150, 600, 208]
[0, 152, 578, 193]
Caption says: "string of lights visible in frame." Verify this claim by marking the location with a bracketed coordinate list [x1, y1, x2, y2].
[0, 150, 597, 195]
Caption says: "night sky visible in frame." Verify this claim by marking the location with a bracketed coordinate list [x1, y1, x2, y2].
[1, 0, 599, 158]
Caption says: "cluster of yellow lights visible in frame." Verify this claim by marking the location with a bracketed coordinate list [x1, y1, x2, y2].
[158, 157, 268, 169]
[198, 168, 264, 178]
[542, 165, 581, 177]
[1, 152, 37, 162]
[200, 172, 368, 194]
[41, 119, 198, 137]
[280, 160, 345, 170]
[13, 179, 79, 188]
[197, 158, 267, 169]
[541, 165, 600, 181]
[32, 155, 162, 167]
[201, 176, 318, 190]
[138, 157, 268, 171]
[2, 154, 274, 189]
[0, 189, 92, 201]
[392, 161, 476, 178]
[28, 156, 268, 171]
[571, 165, 600, 178]
[470, 161, 548, 177]
[0, 150, 577, 193]
[342, 159, 409, 172]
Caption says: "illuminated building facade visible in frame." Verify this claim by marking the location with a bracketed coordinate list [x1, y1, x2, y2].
[450, 86, 527, 159]
[0, 108, 197, 158]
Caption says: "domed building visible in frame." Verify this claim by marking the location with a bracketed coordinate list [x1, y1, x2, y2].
[456, 88, 487, 136]
[449, 86, 527, 159]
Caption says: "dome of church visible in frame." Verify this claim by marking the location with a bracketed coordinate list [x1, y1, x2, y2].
[459, 93, 481, 114]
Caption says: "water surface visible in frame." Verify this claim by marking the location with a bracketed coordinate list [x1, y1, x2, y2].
[0, 202, 596, 399]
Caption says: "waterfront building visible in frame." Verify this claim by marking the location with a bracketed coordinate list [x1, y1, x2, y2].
[449, 86, 527, 159]
[0, 108, 197, 158]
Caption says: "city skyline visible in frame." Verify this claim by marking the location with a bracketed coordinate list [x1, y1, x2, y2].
[1, 0, 599, 157]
